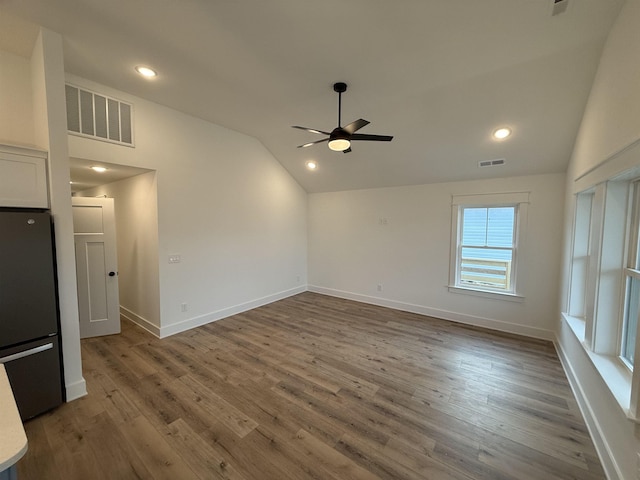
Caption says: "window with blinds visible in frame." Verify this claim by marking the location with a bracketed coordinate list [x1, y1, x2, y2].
[449, 191, 529, 299]
[65, 84, 134, 147]
[458, 206, 516, 292]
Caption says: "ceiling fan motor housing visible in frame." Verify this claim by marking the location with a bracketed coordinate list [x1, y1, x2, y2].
[330, 127, 349, 140]
[333, 82, 347, 93]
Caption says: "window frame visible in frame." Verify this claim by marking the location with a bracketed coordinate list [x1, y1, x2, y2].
[619, 181, 640, 370]
[449, 192, 529, 301]
[563, 174, 640, 421]
[457, 205, 517, 293]
[566, 191, 594, 320]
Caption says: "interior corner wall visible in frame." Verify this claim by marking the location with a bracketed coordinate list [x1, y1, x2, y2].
[0, 50, 34, 146]
[65, 75, 308, 337]
[558, 1, 640, 479]
[308, 172, 566, 339]
[75, 171, 161, 334]
[30, 29, 85, 400]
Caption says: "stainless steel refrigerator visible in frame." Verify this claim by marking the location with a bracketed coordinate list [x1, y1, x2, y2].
[0, 209, 64, 420]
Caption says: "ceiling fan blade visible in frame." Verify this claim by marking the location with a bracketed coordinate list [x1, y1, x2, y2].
[351, 133, 393, 142]
[292, 126, 331, 135]
[343, 147, 352, 154]
[343, 118, 370, 134]
[297, 138, 329, 148]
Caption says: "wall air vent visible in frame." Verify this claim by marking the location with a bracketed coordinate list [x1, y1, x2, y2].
[478, 158, 505, 168]
[65, 84, 134, 147]
[552, 0, 569, 16]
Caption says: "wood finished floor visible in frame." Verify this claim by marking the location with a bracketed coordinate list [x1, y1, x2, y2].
[17, 292, 604, 480]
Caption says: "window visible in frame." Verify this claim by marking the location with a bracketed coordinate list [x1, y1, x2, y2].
[449, 192, 529, 299]
[567, 192, 594, 319]
[459, 206, 515, 291]
[621, 276, 639, 366]
[563, 177, 640, 418]
[621, 182, 640, 368]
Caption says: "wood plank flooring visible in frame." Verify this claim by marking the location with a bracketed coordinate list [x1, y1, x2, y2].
[17, 292, 605, 480]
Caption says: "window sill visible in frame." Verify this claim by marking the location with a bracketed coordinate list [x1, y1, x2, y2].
[562, 313, 638, 423]
[563, 314, 586, 341]
[447, 285, 524, 303]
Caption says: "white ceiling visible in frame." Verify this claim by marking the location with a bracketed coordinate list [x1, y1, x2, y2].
[0, 0, 625, 193]
[68, 157, 152, 193]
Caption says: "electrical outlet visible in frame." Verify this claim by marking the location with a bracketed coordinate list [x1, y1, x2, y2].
[180, 303, 188, 312]
[296, 275, 301, 283]
[169, 255, 181, 264]
[377, 284, 383, 292]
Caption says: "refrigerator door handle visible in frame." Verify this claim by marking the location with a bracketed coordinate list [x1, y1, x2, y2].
[0, 343, 54, 364]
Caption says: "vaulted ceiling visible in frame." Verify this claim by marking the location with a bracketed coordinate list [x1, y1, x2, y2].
[0, 0, 625, 193]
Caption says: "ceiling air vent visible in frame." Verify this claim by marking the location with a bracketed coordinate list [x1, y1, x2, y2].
[478, 158, 505, 168]
[65, 84, 134, 147]
[552, 0, 569, 16]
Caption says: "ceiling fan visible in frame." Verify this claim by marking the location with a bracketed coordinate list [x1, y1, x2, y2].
[292, 82, 393, 153]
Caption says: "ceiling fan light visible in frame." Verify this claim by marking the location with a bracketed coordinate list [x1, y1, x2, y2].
[328, 138, 351, 151]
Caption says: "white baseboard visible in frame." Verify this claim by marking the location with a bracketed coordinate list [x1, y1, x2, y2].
[554, 336, 622, 480]
[64, 378, 87, 402]
[308, 285, 555, 340]
[120, 306, 161, 337]
[158, 286, 307, 338]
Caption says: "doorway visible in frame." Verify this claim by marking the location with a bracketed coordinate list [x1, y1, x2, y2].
[69, 157, 160, 338]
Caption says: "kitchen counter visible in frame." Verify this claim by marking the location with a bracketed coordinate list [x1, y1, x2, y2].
[0, 364, 27, 478]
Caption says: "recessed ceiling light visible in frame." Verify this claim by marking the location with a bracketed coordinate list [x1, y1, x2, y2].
[90, 166, 108, 173]
[493, 127, 512, 140]
[306, 160, 318, 171]
[135, 66, 157, 78]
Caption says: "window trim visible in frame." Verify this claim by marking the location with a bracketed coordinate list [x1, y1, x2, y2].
[449, 192, 529, 300]
[563, 141, 640, 423]
[447, 285, 525, 302]
[564, 174, 640, 421]
[619, 181, 640, 369]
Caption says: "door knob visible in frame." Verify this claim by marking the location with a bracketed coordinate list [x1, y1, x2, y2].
[108, 271, 116, 277]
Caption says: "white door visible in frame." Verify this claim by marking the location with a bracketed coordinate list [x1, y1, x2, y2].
[72, 197, 120, 338]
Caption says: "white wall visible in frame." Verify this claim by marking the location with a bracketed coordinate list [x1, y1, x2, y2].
[29, 30, 85, 400]
[559, 1, 640, 479]
[309, 173, 566, 339]
[76, 172, 161, 331]
[0, 51, 34, 146]
[66, 75, 308, 337]
[570, 0, 640, 182]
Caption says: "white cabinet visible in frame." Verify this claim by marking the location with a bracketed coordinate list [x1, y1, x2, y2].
[0, 145, 48, 208]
